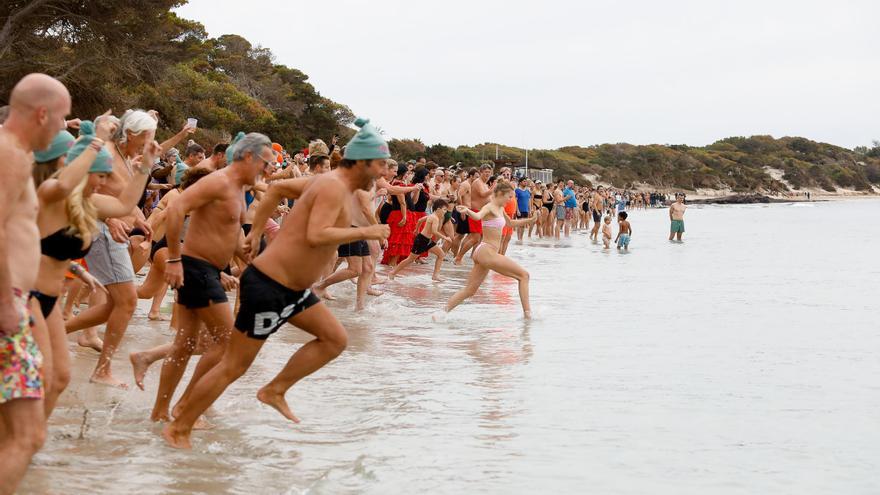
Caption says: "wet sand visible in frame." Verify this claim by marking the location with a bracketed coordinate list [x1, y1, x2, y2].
[19, 200, 880, 494]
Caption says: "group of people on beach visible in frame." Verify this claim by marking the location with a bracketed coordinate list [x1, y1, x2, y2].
[0, 73, 688, 493]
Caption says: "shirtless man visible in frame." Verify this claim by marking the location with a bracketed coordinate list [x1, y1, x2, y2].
[450, 168, 476, 260]
[149, 134, 268, 421]
[669, 193, 687, 241]
[162, 118, 391, 449]
[64, 109, 158, 388]
[454, 164, 493, 264]
[193, 143, 228, 172]
[0, 73, 70, 495]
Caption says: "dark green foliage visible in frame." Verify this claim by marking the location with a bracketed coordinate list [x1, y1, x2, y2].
[0, 1, 353, 149]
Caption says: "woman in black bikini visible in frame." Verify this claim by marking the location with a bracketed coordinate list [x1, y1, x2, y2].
[31, 118, 155, 414]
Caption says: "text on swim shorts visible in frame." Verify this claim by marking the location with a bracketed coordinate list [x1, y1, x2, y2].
[252, 289, 313, 336]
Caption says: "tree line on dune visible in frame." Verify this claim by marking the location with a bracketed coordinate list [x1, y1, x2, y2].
[3, 1, 878, 193]
[390, 137, 880, 193]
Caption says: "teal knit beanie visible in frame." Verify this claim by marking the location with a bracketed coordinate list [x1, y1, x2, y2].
[66, 121, 113, 174]
[34, 130, 75, 164]
[343, 117, 390, 161]
[226, 131, 245, 163]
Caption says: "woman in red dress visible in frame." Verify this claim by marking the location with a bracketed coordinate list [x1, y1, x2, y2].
[381, 163, 416, 266]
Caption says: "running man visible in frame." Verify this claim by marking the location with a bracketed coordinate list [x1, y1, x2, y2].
[0, 73, 71, 495]
[669, 193, 687, 241]
[162, 118, 391, 449]
[148, 134, 269, 422]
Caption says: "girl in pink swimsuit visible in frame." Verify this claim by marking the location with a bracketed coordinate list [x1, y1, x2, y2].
[443, 182, 537, 318]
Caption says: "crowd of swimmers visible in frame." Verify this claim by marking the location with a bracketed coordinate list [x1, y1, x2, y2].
[0, 74, 688, 493]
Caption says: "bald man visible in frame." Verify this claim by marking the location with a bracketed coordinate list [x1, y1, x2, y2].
[0, 73, 71, 495]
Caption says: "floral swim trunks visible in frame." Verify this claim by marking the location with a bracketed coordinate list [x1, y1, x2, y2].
[1, 291, 43, 404]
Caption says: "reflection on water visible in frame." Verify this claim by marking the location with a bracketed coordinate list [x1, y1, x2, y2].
[20, 200, 880, 494]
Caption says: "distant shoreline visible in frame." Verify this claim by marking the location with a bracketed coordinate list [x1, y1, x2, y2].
[681, 192, 879, 205]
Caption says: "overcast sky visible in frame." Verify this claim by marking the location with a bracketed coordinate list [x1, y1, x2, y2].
[176, 0, 878, 149]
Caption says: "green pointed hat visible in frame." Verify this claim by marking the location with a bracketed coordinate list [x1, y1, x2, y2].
[226, 131, 246, 163]
[65, 121, 113, 173]
[34, 130, 75, 163]
[343, 117, 390, 160]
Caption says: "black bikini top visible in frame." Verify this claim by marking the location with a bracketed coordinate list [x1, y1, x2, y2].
[41, 227, 90, 261]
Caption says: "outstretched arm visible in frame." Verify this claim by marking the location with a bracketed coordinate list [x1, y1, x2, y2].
[305, 184, 389, 247]
[38, 111, 117, 203]
[160, 122, 195, 154]
[502, 210, 535, 228]
[92, 140, 158, 218]
[246, 178, 312, 245]
[457, 202, 492, 221]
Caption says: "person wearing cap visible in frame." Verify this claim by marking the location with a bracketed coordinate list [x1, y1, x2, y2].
[163, 118, 391, 449]
[30, 117, 155, 414]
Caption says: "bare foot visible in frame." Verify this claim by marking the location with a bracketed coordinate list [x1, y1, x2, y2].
[453, 258, 463, 266]
[432, 276, 444, 282]
[162, 423, 192, 450]
[257, 386, 300, 423]
[312, 286, 335, 301]
[151, 410, 171, 423]
[366, 287, 383, 296]
[77, 334, 103, 352]
[148, 312, 170, 321]
[371, 275, 387, 285]
[523, 310, 532, 320]
[387, 273, 396, 281]
[90, 374, 129, 389]
[129, 351, 152, 390]
[192, 416, 215, 430]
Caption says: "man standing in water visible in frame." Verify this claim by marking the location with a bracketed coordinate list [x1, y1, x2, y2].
[454, 164, 493, 264]
[145, 133, 270, 421]
[669, 193, 687, 241]
[0, 73, 70, 495]
[562, 180, 577, 237]
[162, 118, 391, 449]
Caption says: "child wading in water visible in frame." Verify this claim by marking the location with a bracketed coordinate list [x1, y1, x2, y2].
[616, 211, 632, 251]
[602, 215, 613, 249]
[389, 199, 451, 282]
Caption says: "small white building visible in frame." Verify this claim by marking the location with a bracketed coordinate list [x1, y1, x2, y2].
[515, 167, 554, 184]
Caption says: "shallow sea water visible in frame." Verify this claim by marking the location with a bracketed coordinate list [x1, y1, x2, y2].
[19, 199, 880, 494]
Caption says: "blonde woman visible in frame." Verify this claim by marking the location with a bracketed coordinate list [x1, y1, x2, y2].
[443, 183, 537, 318]
[32, 118, 155, 402]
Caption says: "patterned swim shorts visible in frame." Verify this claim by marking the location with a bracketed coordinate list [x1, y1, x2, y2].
[1, 292, 43, 404]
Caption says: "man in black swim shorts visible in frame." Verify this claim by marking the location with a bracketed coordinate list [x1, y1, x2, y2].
[150, 132, 268, 421]
[163, 117, 392, 449]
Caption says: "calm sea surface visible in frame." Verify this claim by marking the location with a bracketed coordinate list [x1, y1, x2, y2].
[20, 199, 880, 494]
